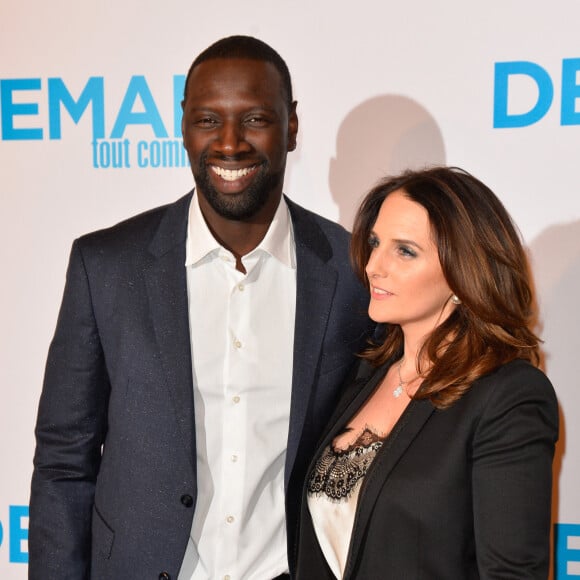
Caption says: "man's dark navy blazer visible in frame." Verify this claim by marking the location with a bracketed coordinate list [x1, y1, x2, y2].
[29, 191, 373, 579]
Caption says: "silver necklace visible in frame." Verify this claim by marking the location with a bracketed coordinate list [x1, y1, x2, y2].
[393, 360, 415, 398]
[393, 360, 405, 398]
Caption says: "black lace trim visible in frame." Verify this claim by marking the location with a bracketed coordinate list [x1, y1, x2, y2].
[307, 428, 384, 501]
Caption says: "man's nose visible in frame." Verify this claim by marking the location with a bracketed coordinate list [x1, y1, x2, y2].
[214, 121, 250, 155]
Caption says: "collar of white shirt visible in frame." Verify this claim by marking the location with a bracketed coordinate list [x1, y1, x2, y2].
[185, 191, 296, 270]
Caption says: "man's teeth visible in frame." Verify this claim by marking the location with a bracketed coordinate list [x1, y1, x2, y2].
[212, 166, 255, 181]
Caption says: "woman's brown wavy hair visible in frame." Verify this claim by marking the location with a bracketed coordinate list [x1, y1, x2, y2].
[351, 166, 540, 409]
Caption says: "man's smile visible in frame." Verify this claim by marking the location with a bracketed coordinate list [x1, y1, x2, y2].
[211, 164, 259, 182]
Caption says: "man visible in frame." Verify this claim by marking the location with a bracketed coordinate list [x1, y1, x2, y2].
[29, 36, 372, 579]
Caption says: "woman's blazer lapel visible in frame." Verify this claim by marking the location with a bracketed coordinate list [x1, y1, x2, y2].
[314, 360, 387, 451]
[343, 397, 435, 579]
[303, 358, 436, 580]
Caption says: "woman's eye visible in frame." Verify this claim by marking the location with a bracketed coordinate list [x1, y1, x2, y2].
[398, 245, 417, 258]
[368, 235, 379, 249]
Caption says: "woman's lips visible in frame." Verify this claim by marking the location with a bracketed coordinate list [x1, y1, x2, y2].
[371, 285, 394, 298]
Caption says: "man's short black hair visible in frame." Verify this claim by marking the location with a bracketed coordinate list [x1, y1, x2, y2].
[183, 35, 293, 109]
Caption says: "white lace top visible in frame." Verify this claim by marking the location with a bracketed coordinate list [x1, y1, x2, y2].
[306, 428, 384, 579]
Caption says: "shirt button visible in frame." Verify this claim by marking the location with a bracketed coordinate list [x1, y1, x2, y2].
[224, 576, 231, 580]
[231, 455, 238, 462]
[233, 339, 242, 349]
[226, 515, 235, 524]
[180, 494, 194, 508]
[232, 395, 240, 404]
[237, 283, 245, 291]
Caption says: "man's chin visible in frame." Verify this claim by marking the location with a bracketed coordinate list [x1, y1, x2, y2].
[202, 189, 270, 221]
[195, 170, 282, 221]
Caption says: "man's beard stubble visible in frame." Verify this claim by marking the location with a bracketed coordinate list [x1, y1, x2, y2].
[193, 153, 284, 221]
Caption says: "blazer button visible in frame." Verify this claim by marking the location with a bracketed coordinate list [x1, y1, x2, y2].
[159, 573, 171, 580]
[180, 494, 194, 508]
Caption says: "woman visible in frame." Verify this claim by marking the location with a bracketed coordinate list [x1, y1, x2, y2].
[294, 167, 558, 579]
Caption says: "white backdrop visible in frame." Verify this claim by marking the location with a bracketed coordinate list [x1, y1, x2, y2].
[1, 1, 579, 577]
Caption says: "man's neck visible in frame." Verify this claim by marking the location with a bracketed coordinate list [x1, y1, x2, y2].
[197, 192, 283, 273]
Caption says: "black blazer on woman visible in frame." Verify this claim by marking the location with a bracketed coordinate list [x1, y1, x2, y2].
[293, 358, 559, 579]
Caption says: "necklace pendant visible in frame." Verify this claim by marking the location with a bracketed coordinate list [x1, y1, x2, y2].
[393, 384, 403, 398]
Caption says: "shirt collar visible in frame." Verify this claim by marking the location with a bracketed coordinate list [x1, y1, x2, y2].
[185, 191, 296, 269]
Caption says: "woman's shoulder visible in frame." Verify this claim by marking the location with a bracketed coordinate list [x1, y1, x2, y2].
[473, 358, 555, 398]
[465, 359, 559, 440]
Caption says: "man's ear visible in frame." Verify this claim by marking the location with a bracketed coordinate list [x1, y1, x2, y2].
[288, 100, 299, 152]
[180, 100, 187, 140]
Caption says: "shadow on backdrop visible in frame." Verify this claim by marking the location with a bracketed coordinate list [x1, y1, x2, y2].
[329, 95, 446, 230]
[529, 219, 580, 578]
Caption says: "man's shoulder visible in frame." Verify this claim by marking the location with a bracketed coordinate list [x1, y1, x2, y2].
[285, 197, 351, 246]
[76, 190, 192, 250]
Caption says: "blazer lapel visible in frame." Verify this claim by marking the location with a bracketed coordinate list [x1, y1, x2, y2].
[301, 358, 435, 580]
[285, 199, 339, 483]
[144, 191, 196, 472]
[312, 360, 389, 461]
[344, 397, 435, 579]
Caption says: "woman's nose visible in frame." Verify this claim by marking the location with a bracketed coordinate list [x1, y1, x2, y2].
[366, 250, 387, 279]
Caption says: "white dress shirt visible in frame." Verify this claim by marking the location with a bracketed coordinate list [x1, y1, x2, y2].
[179, 192, 296, 580]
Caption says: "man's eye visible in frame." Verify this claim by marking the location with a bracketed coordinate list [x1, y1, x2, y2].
[246, 116, 270, 126]
[195, 117, 218, 127]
